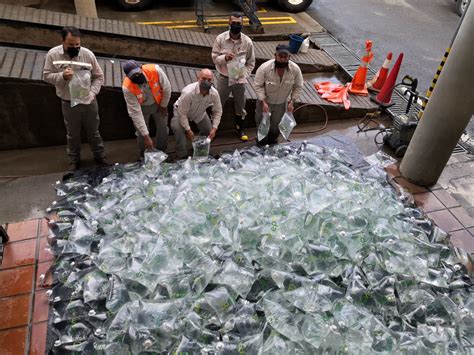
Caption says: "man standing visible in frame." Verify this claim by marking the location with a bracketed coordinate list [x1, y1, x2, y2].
[212, 12, 255, 141]
[170, 69, 222, 159]
[43, 26, 110, 171]
[122, 60, 172, 158]
[253, 45, 304, 145]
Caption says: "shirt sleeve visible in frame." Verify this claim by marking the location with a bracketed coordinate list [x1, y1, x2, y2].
[156, 65, 171, 107]
[290, 66, 304, 102]
[253, 65, 267, 102]
[245, 41, 256, 77]
[211, 36, 227, 66]
[177, 92, 192, 131]
[123, 88, 149, 136]
[210, 91, 223, 129]
[42, 50, 66, 86]
[89, 53, 104, 97]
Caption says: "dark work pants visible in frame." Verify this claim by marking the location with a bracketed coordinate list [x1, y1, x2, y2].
[255, 100, 286, 145]
[61, 99, 105, 164]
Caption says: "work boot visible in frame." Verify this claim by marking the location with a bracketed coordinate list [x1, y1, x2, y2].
[68, 161, 81, 171]
[235, 116, 248, 141]
[94, 157, 113, 167]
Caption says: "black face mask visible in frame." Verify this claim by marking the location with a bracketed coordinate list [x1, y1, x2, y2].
[275, 61, 289, 68]
[66, 46, 80, 58]
[230, 24, 243, 35]
[131, 73, 146, 85]
[199, 80, 212, 92]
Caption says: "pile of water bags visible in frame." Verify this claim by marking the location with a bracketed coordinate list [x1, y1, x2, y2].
[45, 143, 473, 354]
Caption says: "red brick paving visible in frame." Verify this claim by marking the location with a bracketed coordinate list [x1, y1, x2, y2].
[0, 218, 50, 354]
[1, 238, 37, 269]
[0, 326, 27, 355]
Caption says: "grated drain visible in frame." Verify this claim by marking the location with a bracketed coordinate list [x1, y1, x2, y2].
[453, 143, 468, 155]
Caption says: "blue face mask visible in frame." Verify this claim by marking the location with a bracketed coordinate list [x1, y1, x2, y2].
[131, 73, 146, 85]
[66, 46, 80, 58]
[230, 24, 243, 35]
[199, 80, 212, 91]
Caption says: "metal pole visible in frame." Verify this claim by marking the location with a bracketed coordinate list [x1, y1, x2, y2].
[74, 0, 98, 18]
[399, 2, 474, 186]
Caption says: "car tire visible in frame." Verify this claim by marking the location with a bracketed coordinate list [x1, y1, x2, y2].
[116, 0, 153, 11]
[277, 0, 313, 13]
[457, 0, 470, 16]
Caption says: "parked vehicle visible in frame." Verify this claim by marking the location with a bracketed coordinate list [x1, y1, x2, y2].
[455, 0, 470, 16]
[276, 0, 313, 12]
[115, 0, 313, 13]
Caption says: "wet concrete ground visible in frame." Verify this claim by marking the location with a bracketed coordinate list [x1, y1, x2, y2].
[1, 117, 473, 224]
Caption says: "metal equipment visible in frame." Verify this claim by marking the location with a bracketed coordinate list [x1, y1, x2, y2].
[195, 0, 264, 33]
[382, 76, 420, 157]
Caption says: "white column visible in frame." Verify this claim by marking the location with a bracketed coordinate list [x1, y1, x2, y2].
[399, 3, 474, 186]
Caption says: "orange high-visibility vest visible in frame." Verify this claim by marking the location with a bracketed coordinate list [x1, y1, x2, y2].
[122, 64, 163, 105]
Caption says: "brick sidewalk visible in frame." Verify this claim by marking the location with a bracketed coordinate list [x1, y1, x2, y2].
[0, 218, 53, 354]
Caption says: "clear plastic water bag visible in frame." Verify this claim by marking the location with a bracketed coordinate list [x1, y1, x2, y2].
[257, 112, 271, 142]
[69, 69, 91, 107]
[192, 136, 211, 159]
[278, 112, 297, 141]
[227, 54, 246, 86]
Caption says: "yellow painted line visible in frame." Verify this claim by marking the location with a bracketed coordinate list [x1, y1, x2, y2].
[166, 20, 296, 29]
[257, 5, 267, 13]
[166, 21, 295, 29]
[138, 16, 296, 26]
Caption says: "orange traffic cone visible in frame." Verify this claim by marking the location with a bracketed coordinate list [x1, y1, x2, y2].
[372, 53, 404, 107]
[367, 52, 392, 93]
[349, 40, 374, 96]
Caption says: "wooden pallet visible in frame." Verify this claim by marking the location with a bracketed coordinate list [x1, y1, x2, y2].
[0, 45, 378, 112]
[0, 4, 337, 72]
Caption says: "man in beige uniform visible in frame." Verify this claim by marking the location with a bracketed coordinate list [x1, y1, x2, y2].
[170, 69, 223, 159]
[253, 45, 304, 145]
[212, 12, 255, 141]
[43, 26, 110, 171]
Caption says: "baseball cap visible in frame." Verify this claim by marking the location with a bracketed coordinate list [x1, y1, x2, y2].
[275, 44, 291, 54]
[123, 60, 142, 78]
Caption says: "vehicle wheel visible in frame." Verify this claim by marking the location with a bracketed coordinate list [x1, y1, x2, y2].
[457, 0, 470, 16]
[395, 145, 408, 157]
[116, 0, 153, 11]
[277, 0, 313, 13]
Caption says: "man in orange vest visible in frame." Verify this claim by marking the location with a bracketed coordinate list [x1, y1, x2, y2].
[122, 60, 171, 158]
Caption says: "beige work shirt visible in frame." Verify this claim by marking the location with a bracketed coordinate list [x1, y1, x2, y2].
[253, 59, 304, 105]
[211, 31, 256, 83]
[122, 64, 172, 136]
[42, 45, 104, 103]
[174, 82, 223, 131]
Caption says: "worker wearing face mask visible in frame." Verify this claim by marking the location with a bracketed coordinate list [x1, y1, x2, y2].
[253, 44, 304, 145]
[170, 69, 223, 159]
[212, 11, 255, 141]
[43, 26, 111, 171]
[122, 60, 172, 159]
